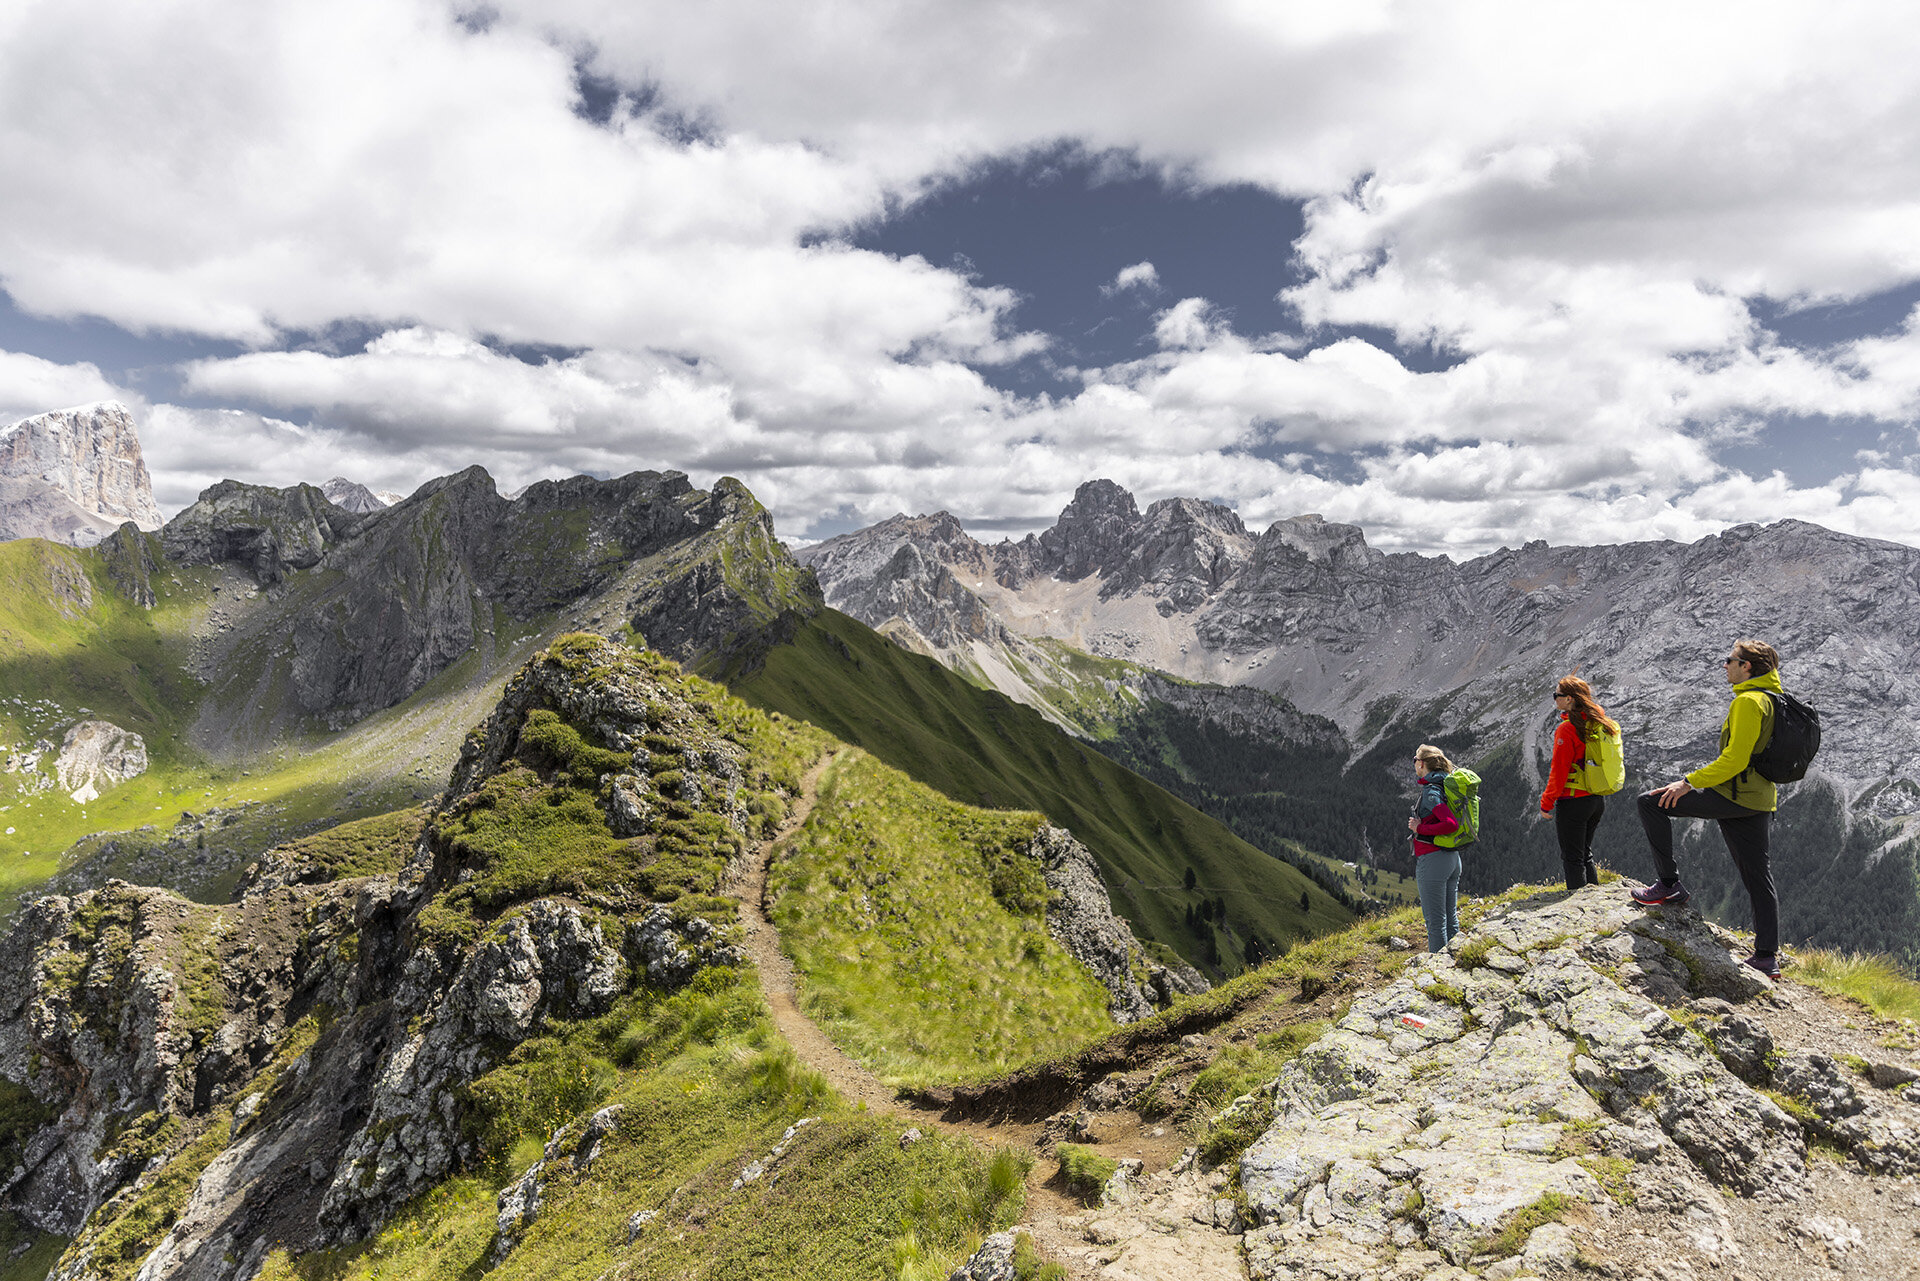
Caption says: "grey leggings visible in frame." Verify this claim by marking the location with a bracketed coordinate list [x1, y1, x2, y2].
[1415, 848, 1462, 952]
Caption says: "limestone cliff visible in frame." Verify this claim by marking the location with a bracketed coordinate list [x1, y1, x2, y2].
[0, 403, 162, 547]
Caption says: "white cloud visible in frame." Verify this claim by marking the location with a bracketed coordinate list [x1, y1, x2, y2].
[0, 351, 126, 428]
[5, 0, 1920, 557]
[1102, 261, 1160, 296]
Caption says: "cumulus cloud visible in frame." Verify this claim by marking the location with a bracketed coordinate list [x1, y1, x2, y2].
[5, 0, 1920, 554]
[1102, 261, 1160, 296]
[0, 351, 127, 428]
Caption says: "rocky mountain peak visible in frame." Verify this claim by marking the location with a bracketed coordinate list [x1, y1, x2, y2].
[320, 477, 390, 514]
[1257, 512, 1380, 568]
[1032, 478, 1142, 581]
[800, 510, 992, 589]
[161, 478, 364, 585]
[0, 401, 163, 546]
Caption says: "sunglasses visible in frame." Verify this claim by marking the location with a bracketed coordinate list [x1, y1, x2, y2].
[1723, 656, 1744, 666]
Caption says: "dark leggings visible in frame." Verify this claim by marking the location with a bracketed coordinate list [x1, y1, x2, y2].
[1636, 788, 1777, 955]
[1552, 794, 1604, 891]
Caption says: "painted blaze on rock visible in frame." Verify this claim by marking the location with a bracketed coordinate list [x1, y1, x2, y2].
[1234, 888, 1920, 1279]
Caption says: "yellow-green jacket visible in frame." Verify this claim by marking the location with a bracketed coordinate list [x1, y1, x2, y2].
[1685, 669, 1782, 811]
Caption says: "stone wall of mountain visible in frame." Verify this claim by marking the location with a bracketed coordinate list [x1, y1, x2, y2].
[0, 403, 162, 546]
[164, 467, 821, 746]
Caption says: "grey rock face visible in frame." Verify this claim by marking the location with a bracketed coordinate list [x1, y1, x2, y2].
[321, 898, 624, 1228]
[0, 403, 161, 546]
[53, 720, 147, 803]
[946, 1230, 1018, 1281]
[625, 906, 745, 991]
[1032, 825, 1208, 1022]
[1238, 886, 1815, 1277]
[161, 479, 362, 585]
[0, 879, 360, 1240]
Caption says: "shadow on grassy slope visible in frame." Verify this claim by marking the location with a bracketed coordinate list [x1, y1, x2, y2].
[726, 611, 1353, 977]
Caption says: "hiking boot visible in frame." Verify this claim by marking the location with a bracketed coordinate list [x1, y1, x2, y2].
[1630, 879, 1691, 907]
[1743, 953, 1782, 980]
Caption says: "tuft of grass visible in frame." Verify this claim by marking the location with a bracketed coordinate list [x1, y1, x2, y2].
[1056, 1144, 1119, 1203]
[1454, 937, 1495, 970]
[1759, 1087, 1821, 1126]
[1475, 1191, 1575, 1259]
[1793, 950, 1920, 1023]
[1011, 1231, 1067, 1281]
[1577, 1156, 1636, 1205]
[770, 750, 1113, 1087]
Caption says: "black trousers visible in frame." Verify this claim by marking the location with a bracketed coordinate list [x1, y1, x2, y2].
[1635, 788, 1777, 955]
[1552, 793, 1604, 891]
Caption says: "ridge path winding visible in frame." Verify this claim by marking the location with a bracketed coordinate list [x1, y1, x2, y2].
[728, 749, 900, 1115]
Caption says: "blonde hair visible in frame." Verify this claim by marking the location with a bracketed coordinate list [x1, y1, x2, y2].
[1731, 638, 1779, 676]
[1415, 744, 1454, 772]
[1554, 673, 1619, 738]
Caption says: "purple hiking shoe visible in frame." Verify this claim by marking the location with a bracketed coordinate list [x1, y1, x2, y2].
[1742, 953, 1782, 980]
[1630, 879, 1691, 908]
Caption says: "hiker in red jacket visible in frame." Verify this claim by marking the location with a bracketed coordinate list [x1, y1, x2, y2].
[1539, 675, 1618, 892]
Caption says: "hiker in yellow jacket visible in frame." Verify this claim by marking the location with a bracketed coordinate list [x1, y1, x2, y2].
[1631, 638, 1784, 978]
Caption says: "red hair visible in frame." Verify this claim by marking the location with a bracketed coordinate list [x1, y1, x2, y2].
[1555, 674, 1618, 739]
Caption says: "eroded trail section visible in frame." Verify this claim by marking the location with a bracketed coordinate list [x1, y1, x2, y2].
[728, 751, 901, 1115]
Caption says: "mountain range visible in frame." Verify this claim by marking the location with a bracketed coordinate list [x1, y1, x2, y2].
[801, 480, 1920, 963]
[0, 408, 1916, 1280]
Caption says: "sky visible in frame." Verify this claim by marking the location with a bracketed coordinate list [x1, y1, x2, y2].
[4, 2, 1920, 556]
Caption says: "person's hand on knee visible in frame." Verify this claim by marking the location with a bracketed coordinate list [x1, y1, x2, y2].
[1652, 779, 1692, 809]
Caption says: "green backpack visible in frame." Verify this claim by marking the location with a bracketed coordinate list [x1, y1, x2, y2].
[1432, 768, 1481, 848]
[1569, 724, 1625, 796]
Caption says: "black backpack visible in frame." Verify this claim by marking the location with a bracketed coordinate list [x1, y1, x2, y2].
[1748, 690, 1820, 783]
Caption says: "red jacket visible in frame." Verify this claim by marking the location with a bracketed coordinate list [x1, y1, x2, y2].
[1539, 716, 1591, 813]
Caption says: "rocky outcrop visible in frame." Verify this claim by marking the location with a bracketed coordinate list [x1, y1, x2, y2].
[0, 635, 799, 1275]
[319, 478, 388, 514]
[0, 403, 161, 546]
[0, 881, 350, 1239]
[1032, 826, 1208, 1021]
[52, 720, 147, 803]
[1234, 886, 1920, 1279]
[161, 479, 363, 585]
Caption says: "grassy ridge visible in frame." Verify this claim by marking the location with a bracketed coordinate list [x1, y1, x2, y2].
[770, 750, 1114, 1086]
[728, 611, 1352, 975]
